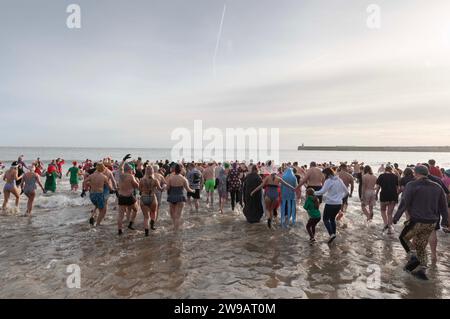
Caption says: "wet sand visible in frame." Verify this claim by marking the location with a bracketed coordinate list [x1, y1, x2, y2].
[0, 182, 449, 299]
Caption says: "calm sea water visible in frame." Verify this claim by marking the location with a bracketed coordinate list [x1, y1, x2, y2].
[1, 147, 450, 168]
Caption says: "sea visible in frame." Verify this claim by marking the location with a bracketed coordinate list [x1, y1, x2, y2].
[1, 147, 450, 168]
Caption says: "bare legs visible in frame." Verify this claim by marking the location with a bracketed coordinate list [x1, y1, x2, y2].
[361, 203, 374, 221]
[264, 197, 277, 228]
[117, 203, 138, 235]
[169, 202, 184, 231]
[25, 191, 35, 216]
[2, 188, 20, 212]
[219, 195, 226, 213]
[206, 191, 214, 208]
[141, 203, 150, 236]
[95, 206, 107, 226]
[381, 202, 396, 233]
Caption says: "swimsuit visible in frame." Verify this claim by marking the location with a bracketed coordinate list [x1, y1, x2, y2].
[362, 190, 376, 206]
[90, 192, 106, 209]
[3, 182, 15, 192]
[167, 186, 186, 204]
[141, 194, 155, 207]
[135, 169, 144, 179]
[265, 184, 279, 201]
[23, 175, 37, 195]
[118, 195, 137, 206]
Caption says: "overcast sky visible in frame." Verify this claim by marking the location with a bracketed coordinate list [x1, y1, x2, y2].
[1, 0, 450, 148]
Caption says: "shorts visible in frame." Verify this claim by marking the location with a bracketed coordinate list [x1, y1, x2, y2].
[118, 195, 137, 206]
[310, 185, 323, 203]
[187, 189, 200, 199]
[205, 179, 215, 192]
[362, 190, 376, 206]
[135, 170, 144, 179]
[103, 185, 110, 202]
[90, 192, 105, 209]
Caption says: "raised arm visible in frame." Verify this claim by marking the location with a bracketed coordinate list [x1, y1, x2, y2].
[250, 176, 268, 196]
[277, 176, 296, 190]
[119, 154, 132, 174]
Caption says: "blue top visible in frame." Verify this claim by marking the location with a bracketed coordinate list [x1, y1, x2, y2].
[281, 168, 297, 200]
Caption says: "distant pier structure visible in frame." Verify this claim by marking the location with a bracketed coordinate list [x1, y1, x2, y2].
[297, 145, 450, 153]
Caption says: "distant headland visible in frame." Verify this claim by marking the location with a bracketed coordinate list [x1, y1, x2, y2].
[297, 145, 450, 153]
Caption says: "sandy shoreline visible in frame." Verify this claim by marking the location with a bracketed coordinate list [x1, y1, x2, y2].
[1, 181, 449, 299]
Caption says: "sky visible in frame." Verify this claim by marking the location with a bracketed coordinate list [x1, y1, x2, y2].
[1, 0, 450, 149]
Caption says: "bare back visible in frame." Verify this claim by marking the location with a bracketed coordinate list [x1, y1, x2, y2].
[362, 174, 377, 191]
[118, 173, 139, 196]
[87, 172, 108, 193]
[305, 167, 324, 187]
[4, 169, 18, 183]
[339, 171, 354, 187]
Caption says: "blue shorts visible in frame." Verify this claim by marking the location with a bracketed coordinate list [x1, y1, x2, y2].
[103, 185, 110, 202]
[90, 192, 105, 209]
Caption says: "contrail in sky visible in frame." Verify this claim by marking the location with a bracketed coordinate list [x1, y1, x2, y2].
[213, 4, 227, 77]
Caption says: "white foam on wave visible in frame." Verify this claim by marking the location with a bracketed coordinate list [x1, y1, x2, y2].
[34, 194, 91, 209]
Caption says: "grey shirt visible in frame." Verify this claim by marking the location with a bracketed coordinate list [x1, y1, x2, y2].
[394, 177, 448, 226]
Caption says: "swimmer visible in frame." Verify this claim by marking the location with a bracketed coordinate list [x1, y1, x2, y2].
[84, 163, 111, 227]
[203, 162, 216, 208]
[297, 162, 325, 204]
[166, 164, 194, 231]
[21, 164, 46, 216]
[2, 162, 22, 212]
[250, 170, 295, 229]
[152, 165, 167, 219]
[375, 165, 399, 234]
[139, 166, 162, 236]
[117, 154, 139, 235]
[337, 163, 354, 221]
[304, 188, 321, 243]
[186, 163, 203, 213]
[361, 165, 377, 222]
[66, 161, 82, 192]
[314, 168, 349, 244]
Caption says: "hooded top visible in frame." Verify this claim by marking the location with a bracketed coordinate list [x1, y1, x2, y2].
[281, 168, 297, 200]
[217, 167, 227, 195]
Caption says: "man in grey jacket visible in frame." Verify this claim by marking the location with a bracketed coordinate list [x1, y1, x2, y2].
[393, 165, 448, 280]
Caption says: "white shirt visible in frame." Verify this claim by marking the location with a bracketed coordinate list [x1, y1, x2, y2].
[314, 176, 349, 205]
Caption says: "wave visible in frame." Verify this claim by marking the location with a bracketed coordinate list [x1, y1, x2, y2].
[34, 193, 91, 209]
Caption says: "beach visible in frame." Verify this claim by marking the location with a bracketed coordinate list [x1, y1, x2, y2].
[1, 176, 449, 299]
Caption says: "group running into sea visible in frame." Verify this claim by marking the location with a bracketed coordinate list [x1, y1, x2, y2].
[1, 155, 449, 281]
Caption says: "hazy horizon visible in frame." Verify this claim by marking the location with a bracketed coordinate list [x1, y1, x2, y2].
[2, 0, 450, 148]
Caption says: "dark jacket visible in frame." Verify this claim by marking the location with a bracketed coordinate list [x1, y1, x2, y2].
[394, 177, 448, 226]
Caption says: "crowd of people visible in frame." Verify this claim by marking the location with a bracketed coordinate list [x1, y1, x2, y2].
[1, 155, 449, 281]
